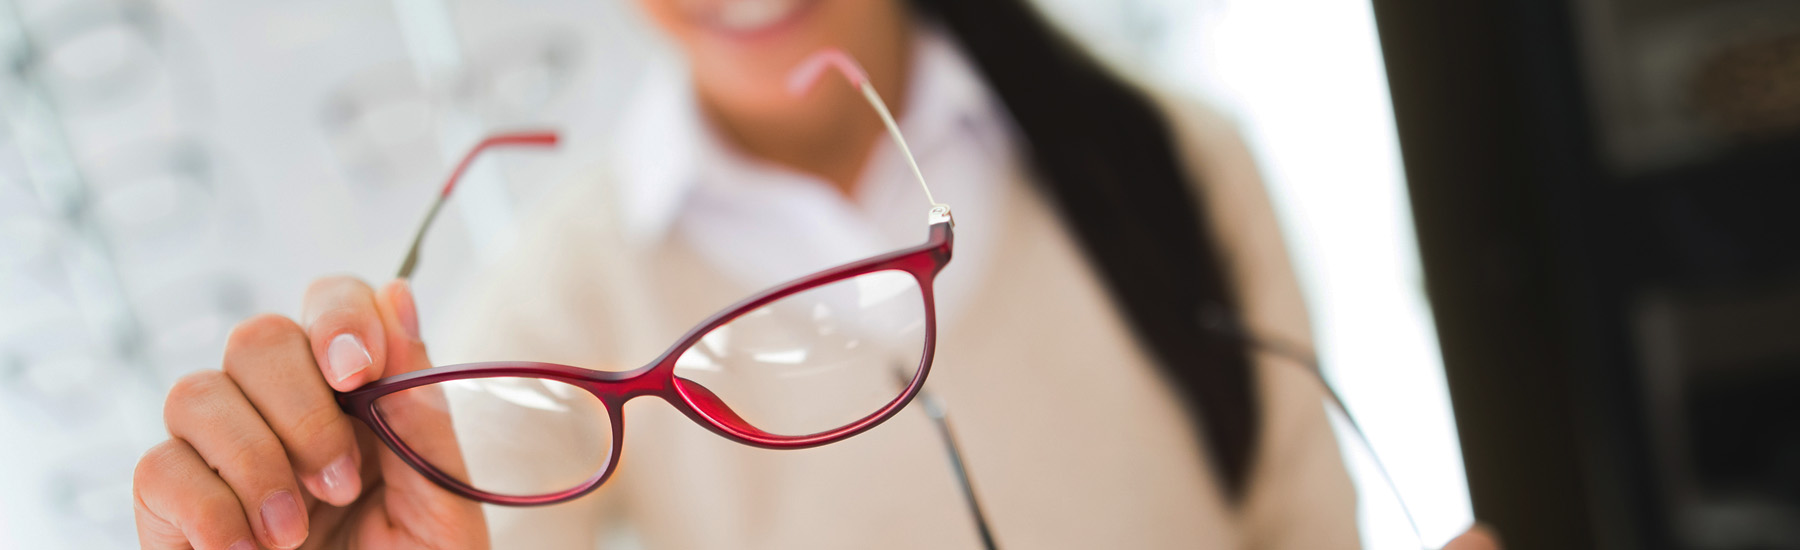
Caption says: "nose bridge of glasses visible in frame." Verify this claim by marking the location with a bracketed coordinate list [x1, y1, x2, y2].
[577, 359, 714, 412]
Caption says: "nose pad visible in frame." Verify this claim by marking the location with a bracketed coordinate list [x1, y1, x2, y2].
[670, 376, 756, 430]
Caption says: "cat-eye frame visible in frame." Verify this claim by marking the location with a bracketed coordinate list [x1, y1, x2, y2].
[335, 49, 961, 508]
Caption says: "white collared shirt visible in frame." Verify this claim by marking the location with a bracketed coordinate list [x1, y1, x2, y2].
[611, 26, 1007, 329]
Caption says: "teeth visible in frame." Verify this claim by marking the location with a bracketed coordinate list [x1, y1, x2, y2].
[715, 0, 799, 31]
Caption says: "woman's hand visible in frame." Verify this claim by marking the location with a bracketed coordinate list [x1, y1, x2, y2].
[133, 277, 486, 550]
[1443, 524, 1502, 550]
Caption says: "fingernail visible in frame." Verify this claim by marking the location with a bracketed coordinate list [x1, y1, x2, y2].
[319, 453, 361, 504]
[259, 490, 306, 549]
[395, 280, 420, 341]
[326, 333, 372, 384]
[229, 540, 256, 550]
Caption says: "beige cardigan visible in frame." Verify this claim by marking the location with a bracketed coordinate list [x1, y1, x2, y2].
[437, 99, 1358, 549]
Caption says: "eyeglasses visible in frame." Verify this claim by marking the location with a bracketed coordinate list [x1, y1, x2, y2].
[336, 50, 957, 507]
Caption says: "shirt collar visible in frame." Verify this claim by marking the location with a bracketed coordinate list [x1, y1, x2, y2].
[612, 24, 1004, 245]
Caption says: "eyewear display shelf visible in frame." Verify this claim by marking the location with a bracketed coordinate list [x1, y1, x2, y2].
[1373, 0, 1800, 549]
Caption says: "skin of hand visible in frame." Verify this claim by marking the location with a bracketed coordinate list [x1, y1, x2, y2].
[1443, 524, 1503, 550]
[132, 277, 486, 550]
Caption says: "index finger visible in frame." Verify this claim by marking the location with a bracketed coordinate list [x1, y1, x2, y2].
[300, 276, 387, 391]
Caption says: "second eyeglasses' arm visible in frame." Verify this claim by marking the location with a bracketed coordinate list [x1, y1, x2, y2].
[786, 50, 953, 226]
[919, 386, 1000, 550]
[888, 365, 998, 550]
[396, 131, 560, 279]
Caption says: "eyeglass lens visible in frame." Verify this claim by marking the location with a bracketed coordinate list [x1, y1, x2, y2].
[375, 376, 614, 498]
[673, 269, 928, 438]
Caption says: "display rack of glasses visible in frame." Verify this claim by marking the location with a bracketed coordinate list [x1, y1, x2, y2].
[0, 0, 243, 547]
[0, 0, 622, 545]
[1575, 0, 1800, 174]
[313, 0, 588, 271]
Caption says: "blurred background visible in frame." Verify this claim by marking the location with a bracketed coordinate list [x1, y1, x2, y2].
[1379, 1, 1800, 549]
[0, 0, 1463, 547]
[0, 0, 1791, 548]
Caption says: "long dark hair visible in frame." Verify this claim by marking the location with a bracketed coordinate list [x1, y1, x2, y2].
[905, 0, 1261, 499]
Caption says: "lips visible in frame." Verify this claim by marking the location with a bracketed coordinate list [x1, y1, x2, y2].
[680, 0, 817, 36]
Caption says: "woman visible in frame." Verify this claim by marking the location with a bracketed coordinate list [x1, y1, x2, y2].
[132, 0, 1498, 548]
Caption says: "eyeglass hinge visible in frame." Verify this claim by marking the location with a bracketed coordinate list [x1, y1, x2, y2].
[929, 204, 954, 226]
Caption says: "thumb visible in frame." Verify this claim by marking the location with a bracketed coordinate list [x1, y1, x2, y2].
[376, 280, 430, 376]
[359, 279, 487, 544]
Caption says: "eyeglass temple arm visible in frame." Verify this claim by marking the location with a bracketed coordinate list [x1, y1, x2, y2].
[788, 50, 952, 226]
[396, 131, 560, 279]
[891, 368, 998, 550]
[920, 386, 999, 550]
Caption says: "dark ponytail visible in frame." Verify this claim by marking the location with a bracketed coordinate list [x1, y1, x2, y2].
[906, 0, 1261, 500]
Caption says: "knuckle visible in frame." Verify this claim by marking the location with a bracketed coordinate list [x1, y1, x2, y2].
[226, 314, 304, 354]
[164, 371, 230, 422]
[284, 404, 350, 457]
[134, 440, 189, 486]
[169, 370, 227, 400]
[196, 490, 243, 519]
[219, 434, 288, 481]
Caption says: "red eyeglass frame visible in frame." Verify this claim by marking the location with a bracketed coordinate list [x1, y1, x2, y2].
[336, 214, 952, 506]
[335, 49, 958, 506]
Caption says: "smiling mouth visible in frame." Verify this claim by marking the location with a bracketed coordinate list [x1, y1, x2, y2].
[682, 0, 820, 37]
